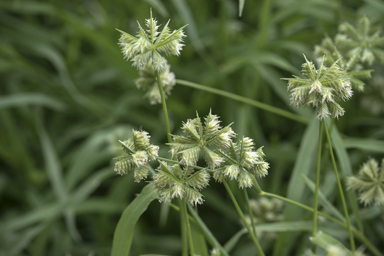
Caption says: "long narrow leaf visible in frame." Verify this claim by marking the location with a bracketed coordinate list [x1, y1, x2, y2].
[111, 184, 158, 256]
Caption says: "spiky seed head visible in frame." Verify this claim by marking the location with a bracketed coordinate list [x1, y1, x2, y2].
[214, 137, 269, 188]
[117, 10, 187, 72]
[347, 158, 384, 206]
[153, 162, 210, 206]
[113, 129, 159, 182]
[168, 112, 236, 169]
[283, 55, 353, 119]
[135, 58, 176, 104]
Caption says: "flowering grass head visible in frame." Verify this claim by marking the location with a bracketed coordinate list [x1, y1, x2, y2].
[336, 16, 384, 65]
[117, 10, 187, 72]
[135, 57, 176, 104]
[214, 137, 269, 188]
[153, 161, 210, 205]
[169, 111, 236, 169]
[282, 55, 353, 119]
[314, 37, 373, 91]
[114, 129, 159, 182]
[347, 158, 384, 206]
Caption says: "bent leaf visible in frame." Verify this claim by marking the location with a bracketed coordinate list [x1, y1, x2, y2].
[111, 183, 158, 256]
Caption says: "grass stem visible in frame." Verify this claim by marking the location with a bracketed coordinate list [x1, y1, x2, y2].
[157, 71, 172, 144]
[223, 181, 265, 256]
[312, 120, 323, 250]
[323, 121, 355, 253]
[176, 79, 309, 124]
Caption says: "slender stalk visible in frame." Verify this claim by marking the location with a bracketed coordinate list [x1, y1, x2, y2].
[181, 198, 195, 256]
[244, 189, 257, 238]
[223, 181, 265, 256]
[180, 199, 188, 256]
[323, 121, 355, 253]
[312, 120, 323, 246]
[157, 72, 172, 144]
[176, 79, 309, 124]
[157, 72, 189, 255]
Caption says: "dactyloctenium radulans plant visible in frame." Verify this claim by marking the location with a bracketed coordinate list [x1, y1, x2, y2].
[347, 158, 384, 206]
[282, 57, 355, 252]
[283, 55, 353, 119]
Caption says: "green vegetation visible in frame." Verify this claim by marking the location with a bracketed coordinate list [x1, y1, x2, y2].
[1, 1, 384, 256]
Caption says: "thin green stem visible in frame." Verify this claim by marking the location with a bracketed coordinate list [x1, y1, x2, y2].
[176, 79, 309, 124]
[323, 121, 355, 253]
[261, 192, 383, 256]
[244, 189, 257, 238]
[157, 71, 172, 144]
[179, 199, 188, 256]
[157, 72, 188, 255]
[312, 120, 323, 246]
[223, 181, 265, 256]
[181, 198, 195, 256]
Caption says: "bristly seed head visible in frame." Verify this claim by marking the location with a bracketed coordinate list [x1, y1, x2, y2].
[282, 55, 353, 120]
[117, 9, 187, 72]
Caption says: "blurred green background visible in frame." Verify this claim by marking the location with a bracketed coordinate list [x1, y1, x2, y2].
[1, 0, 384, 255]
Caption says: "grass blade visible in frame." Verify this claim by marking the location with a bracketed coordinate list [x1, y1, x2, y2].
[111, 184, 158, 256]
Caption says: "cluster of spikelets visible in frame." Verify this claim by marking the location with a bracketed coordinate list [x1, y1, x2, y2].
[283, 55, 353, 119]
[168, 112, 269, 189]
[169, 111, 236, 169]
[244, 198, 284, 239]
[214, 137, 269, 188]
[314, 16, 384, 91]
[347, 158, 384, 206]
[117, 10, 186, 104]
[284, 16, 384, 119]
[135, 57, 176, 104]
[113, 129, 159, 182]
[153, 162, 210, 205]
[113, 112, 270, 204]
[117, 10, 186, 72]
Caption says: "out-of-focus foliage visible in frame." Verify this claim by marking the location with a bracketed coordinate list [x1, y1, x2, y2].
[1, 0, 384, 255]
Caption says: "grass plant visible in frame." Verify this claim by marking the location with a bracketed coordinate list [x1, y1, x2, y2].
[1, 1, 384, 256]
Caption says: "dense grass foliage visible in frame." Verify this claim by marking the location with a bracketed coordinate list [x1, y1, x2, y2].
[1, 0, 384, 255]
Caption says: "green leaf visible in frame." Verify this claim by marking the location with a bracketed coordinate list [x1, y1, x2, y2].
[302, 175, 345, 222]
[310, 231, 352, 256]
[0, 94, 65, 110]
[111, 184, 158, 256]
[343, 137, 384, 153]
[285, 116, 318, 220]
[331, 126, 363, 231]
[171, 0, 203, 50]
[239, 0, 245, 17]
[187, 204, 230, 256]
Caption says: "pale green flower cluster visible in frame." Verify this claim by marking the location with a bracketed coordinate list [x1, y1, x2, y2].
[214, 137, 269, 188]
[347, 158, 384, 206]
[315, 36, 373, 91]
[135, 58, 176, 104]
[336, 16, 384, 65]
[153, 162, 210, 205]
[117, 10, 187, 72]
[283, 55, 353, 119]
[114, 129, 159, 182]
[169, 111, 236, 169]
